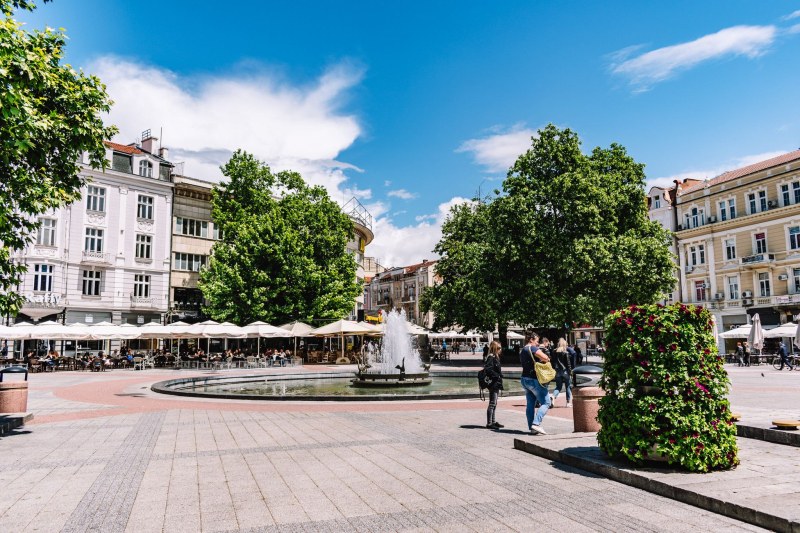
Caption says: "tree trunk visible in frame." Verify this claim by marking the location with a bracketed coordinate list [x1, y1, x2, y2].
[498, 323, 508, 348]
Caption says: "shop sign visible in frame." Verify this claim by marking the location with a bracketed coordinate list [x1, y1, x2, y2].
[24, 292, 62, 306]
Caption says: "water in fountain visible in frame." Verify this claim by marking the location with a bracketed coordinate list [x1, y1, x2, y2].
[366, 309, 423, 374]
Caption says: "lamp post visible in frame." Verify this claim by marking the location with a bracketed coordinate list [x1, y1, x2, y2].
[476, 178, 489, 203]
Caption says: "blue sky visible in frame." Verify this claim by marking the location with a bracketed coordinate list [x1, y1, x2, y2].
[20, 1, 800, 266]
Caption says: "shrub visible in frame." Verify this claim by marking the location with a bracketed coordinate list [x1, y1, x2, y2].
[597, 303, 739, 472]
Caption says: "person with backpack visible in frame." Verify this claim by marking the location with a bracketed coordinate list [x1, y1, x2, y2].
[483, 341, 504, 429]
[519, 332, 552, 435]
[551, 338, 573, 407]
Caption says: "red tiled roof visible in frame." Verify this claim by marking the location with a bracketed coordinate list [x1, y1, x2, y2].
[104, 141, 143, 155]
[680, 150, 800, 195]
[405, 260, 437, 274]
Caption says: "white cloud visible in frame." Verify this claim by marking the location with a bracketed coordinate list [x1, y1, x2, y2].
[387, 189, 418, 200]
[92, 56, 368, 200]
[456, 125, 536, 172]
[611, 25, 776, 91]
[783, 10, 800, 20]
[646, 150, 788, 190]
[367, 197, 472, 267]
[383, 180, 392, 187]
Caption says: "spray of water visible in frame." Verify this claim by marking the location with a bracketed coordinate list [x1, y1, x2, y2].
[364, 309, 423, 374]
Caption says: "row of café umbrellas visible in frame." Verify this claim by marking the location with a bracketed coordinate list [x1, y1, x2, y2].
[717, 313, 800, 350]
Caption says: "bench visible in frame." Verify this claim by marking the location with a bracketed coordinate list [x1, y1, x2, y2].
[772, 419, 800, 430]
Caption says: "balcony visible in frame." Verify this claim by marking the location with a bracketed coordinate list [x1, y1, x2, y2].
[82, 250, 111, 264]
[740, 253, 775, 268]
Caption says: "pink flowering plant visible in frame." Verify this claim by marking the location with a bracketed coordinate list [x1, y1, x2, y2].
[597, 303, 739, 472]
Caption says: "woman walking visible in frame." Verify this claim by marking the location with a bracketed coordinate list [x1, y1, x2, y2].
[519, 332, 552, 435]
[485, 341, 504, 429]
[551, 338, 573, 407]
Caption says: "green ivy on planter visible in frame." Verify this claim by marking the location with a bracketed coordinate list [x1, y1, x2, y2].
[597, 303, 739, 472]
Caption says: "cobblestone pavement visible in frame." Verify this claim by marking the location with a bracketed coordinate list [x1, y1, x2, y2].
[0, 363, 790, 532]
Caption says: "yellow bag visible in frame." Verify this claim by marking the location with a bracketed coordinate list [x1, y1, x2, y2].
[534, 361, 556, 385]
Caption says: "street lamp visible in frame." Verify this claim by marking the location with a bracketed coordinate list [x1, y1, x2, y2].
[475, 178, 489, 203]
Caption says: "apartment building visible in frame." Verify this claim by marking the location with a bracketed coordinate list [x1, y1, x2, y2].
[366, 259, 439, 327]
[12, 131, 174, 327]
[674, 150, 800, 347]
[343, 198, 374, 320]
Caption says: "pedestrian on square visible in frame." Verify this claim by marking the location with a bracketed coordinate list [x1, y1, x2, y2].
[519, 332, 552, 435]
[574, 343, 583, 366]
[777, 341, 794, 370]
[482, 343, 489, 362]
[551, 338, 573, 408]
[736, 342, 745, 366]
[743, 341, 751, 367]
[484, 340, 504, 429]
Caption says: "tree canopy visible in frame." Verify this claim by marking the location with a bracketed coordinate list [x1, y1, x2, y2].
[0, 0, 116, 317]
[198, 151, 361, 325]
[422, 124, 675, 337]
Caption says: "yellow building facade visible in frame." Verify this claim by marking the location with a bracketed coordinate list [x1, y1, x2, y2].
[675, 150, 800, 348]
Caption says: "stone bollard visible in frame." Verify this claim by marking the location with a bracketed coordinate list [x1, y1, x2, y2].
[0, 366, 29, 413]
[572, 386, 605, 432]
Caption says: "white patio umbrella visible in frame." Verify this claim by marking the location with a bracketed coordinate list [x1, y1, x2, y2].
[795, 321, 800, 350]
[311, 320, 375, 358]
[200, 321, 247, 339]
[506, 331, 525, 340]
[280, 320, 315, 357]
[27, 321, 90, 341]
[719, 325, 752, 339]
[763, 323, 797, 338]
[748, 313, 765, 351]
[242, 321, 292, 355]
[0, 322, 34, 340]
[82, 321, 142, 340]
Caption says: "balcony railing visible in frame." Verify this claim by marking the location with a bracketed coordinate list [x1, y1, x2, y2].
[82, 250, 111, 264]
[740, 253, 775, 267]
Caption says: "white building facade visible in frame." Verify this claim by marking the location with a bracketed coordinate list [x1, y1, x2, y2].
[12, 134, 174, 329]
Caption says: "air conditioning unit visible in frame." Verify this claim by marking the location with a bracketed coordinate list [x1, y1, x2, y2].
[677, 224, 683, 231]
[742, 298, 754, 306]
[708, 216, 717, 223]
[685, 265, 694, 273]
[742, 290, 753, 298]
[714, 293, 724, 300]
[779, 274, 789, 281]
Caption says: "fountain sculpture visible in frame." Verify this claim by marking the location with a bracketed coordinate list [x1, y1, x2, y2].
[352, 309, 431, 387]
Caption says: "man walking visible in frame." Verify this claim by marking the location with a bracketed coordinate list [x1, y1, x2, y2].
[777, 341, 794, 370]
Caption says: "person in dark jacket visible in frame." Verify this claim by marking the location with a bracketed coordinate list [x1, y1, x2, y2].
[777, 341, 794, 370]
[735, 342, 745, 366]
[551, 338, 573, 407]
[484, 340, 504, 429]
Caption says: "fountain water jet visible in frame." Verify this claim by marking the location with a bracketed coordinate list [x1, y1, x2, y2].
[352, 309, 431, 387]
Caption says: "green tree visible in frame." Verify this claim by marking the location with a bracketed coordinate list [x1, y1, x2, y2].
[0, 0, 116, 317]
[423, 124, 675, 336]
[199, 151, 360, 325]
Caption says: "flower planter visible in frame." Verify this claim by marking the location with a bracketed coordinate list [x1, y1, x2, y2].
[638, 385, 662, 395]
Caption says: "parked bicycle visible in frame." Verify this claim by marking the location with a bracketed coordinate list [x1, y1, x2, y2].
[772, 353, 799, 370]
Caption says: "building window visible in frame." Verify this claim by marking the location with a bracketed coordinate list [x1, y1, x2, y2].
[728, 198, 736, 219]
[794, 182, 800, 205]
[37, 218, 56, 246]
[758, 272, 771, 297]
[782, 184, 790, 206]
[719, 201, 727, 221]
[82, 270, 101, 296]
[748, 193, 757, 214]
[690, 244, 705, 265]
[212, 223, 223, 240]
[137, 195, 154, 220]
[138, 160, 153, 178]
[112, 153, 132, 173]
[135, 234, 152, 259]
[725, 238, 736, 260]
[790, 227, 800, 251]
[653, 195, 661, 209]
[86, 186, 106, 212]
[759, 190, 767, 212]
[173, 252, 207, 272]
[694, 280, 706, 302]
[159, 164, 171, 181]
[33, 264, 53, 292]
[690, 207, 703, 228]
[174, 217, 208, 238]
[794, 268, 800, 293]
[133, 274, 151, 298]
[84, 228, 104, 252]
[755, 232, 767, 254]
[727, 276, 739, 300]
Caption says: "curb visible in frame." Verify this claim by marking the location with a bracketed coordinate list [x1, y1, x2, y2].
[514, 437, 799, 533]
[738, 424, 800, 447]
[0, 413, 33, 436]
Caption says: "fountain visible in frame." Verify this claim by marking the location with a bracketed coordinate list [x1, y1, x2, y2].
[352, 309, 431, 387]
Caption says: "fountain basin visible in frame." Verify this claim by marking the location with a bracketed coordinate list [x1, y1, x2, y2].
[351, 372, 431, 388]
[152, 370, 523, 401]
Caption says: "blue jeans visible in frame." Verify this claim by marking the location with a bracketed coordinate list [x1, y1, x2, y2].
[521, 376, 551, 428]
[552, 370, 572, 403]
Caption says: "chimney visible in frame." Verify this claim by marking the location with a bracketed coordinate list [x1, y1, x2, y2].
[140, 129, 158, 154]
[159, 147, 169, 160]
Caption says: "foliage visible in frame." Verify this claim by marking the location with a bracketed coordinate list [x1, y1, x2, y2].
[0, 0, 116, 317]
[198, 151, 360, 325]
[423, 124, 675, 334]
[597, 303, 739, 472]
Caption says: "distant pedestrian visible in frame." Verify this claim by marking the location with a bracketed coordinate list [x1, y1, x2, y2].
[777, 341, 794, 370]
[743, 341, 751, 367]
[551, 338, 573, 408]
[519, 332, 552, 435]
[484, 341, 504, 429]
[482, 343, 489, 362]
[574, 344, 583, 366]
[736, 342, 745, 367]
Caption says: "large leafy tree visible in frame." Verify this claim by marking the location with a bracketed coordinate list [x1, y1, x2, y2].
[0, 0, 116, 317]
[423, 124, 675, 336]
[199, 151, 360, 325]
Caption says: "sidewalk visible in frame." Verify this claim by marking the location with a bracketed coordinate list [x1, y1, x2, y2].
[515, 432, 800, 532]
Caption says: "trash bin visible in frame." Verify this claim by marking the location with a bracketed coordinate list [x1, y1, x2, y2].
[572, 365, 604, 432]
[0, 366, 29, 413]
